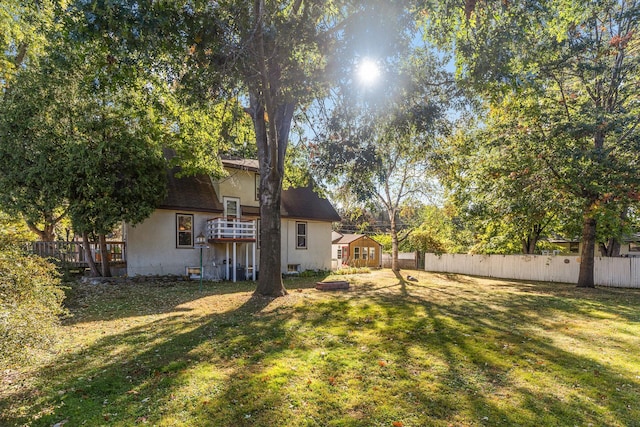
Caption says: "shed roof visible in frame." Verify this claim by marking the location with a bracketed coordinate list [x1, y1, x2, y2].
[332, 233, 381, 246]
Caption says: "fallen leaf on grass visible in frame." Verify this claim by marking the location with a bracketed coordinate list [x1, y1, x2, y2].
[378, 360, 387, 367]
[392, 422, 404, 427]
[328, 377, 336, 386]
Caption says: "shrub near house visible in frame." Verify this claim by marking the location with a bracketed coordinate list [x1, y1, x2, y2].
[0, 245, 67, 366]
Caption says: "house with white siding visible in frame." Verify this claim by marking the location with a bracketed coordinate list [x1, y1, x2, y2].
[124, 159, 340, 280]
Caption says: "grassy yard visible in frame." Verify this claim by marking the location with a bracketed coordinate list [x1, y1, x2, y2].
[2, 270, 640, 426]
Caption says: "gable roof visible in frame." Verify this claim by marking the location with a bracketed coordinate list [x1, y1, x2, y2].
[159, 162, 340, 222]
[281, 185, 341, 222]
[332, 233, 381, 246]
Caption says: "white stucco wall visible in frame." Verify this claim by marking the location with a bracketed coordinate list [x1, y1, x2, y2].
[281, 219, 333, 272]
[126, 210, 217, 276]
[216, 168, 259, 208]
[127, 210, 333, 276]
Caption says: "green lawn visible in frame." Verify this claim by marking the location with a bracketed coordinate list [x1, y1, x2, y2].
[2, 270, 640, 426]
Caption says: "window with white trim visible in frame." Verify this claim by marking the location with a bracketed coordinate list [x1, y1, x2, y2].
[176, 214, 194, 248]
[224, 197, 240, 218]
[296, 222, 307, 249]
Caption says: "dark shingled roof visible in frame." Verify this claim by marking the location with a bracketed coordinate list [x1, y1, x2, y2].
[281, 185, 341, 222]
[159, 168, 223, 213]
[159, 165, 340, 222]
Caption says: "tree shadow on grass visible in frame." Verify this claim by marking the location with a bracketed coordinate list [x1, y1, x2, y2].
[63, 275, 327, 325]
[2, 273, 640, 426]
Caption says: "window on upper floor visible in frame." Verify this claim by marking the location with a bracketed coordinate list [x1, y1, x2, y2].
[224, 197, 240, 218]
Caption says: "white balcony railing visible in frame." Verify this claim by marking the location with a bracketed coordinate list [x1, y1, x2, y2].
[206, 217, 256, 241]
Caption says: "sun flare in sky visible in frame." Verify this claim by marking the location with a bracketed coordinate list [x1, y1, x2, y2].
[356, 58, 381, 86]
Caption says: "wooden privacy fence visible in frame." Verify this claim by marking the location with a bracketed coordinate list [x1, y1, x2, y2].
[27, 241, 126, 268]
[424, 253, 640, 288]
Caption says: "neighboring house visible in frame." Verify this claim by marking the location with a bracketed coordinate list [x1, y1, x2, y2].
[548, 234, 640, 257]
[125, 159, 340, 280]
[331, 232, 382, 269]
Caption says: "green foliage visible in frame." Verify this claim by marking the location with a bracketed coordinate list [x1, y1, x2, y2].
[298, 269, 330, 278]
[0, 63, 72, 240]
[0, 212, 37, 248]
[0, 5, 237, 243]
[428, 0, 640, 262]
[0, 245, 67, 367]
[0, 0, 65, 89]
[333, 266, 371, 275]
[372, 234, 392, 253]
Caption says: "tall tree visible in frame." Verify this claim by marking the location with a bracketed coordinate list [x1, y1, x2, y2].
[427, 0, 640, 287]
[434, 110, 576, 255]
[0, 65, 71, 241]
[69, 0, 418, 295]
[312, 49, 449, 271]
[1, 6, 234, 273]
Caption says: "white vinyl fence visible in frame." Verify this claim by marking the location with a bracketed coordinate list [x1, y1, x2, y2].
[424, 253, 640, 288]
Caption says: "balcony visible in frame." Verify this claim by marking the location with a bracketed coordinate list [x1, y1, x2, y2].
[206, 217, 256, 242]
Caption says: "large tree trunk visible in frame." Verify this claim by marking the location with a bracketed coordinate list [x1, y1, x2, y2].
[522, 235, 538, 254]
[83, 231, 101, 277]
[249, 0, 296, 297]
[390, 213, 400, 272]
[251, 96, 295, 297]
[98, 233, 111, 277]
[577, 216, 597, 288]
[256, 167, 285, 296]
[26, 215, 56, 241]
